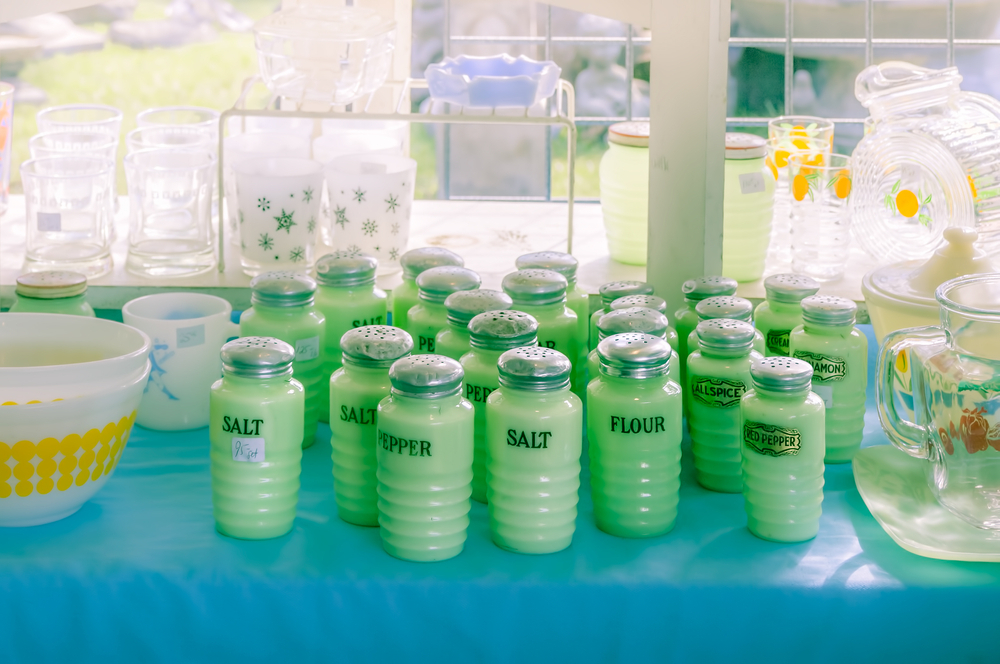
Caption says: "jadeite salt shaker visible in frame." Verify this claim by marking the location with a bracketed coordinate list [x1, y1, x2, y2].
[675, 276, 738, 388]
[210, 337, 305, 540]
[789, 295, 867, 464]
[687, 319, 762, 492]
[486, 347, 582, 554]
[407, 266, 481, 355]
[753, 273, 820, 356]
[435, 289, 512, 361]
[461, 310, 538, 504]
[329, 325, 413, 526]
[740, 357, 825, 543]
[392, 247, 464, 330]
[240, 271, 326, 448]
[589, 280, 653, 351]
[9, 271, 95, 316]
[588, 307, 679, 387]
[588, 333, 683, 538]
[315, 252, 387, 423]
[687, 295, 765, 356]
[377, 354, 474, 562]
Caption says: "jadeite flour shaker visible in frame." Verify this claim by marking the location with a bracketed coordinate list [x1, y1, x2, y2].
[392, 247, 464, 330]
[753, 273, 820, 356]
[675, 276, 738, 387]
[10, 271, 95, 316]
[435, 289, 512, 361]
[407, 265, 481, 355]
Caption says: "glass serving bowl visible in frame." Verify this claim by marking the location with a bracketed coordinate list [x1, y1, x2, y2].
[424, 54, 561, 108]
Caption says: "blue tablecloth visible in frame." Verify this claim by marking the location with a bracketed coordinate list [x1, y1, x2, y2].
[2, 326, 999, 663]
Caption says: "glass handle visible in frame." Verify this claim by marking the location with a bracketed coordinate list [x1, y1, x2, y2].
[875, 326, 943, 460]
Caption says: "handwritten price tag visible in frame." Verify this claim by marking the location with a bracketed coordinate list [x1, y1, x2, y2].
[739, 172, 766, 195]
[232, 437, 265, 462]
[295, 336, 320, 362]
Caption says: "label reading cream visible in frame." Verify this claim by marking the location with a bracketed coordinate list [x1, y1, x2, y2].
[766, 329, 791, 355]
[378, 430, 432, 456]
[295, 336, 320, 362]
[691, 376, 747, 408]
[464, 383, 494, 404]
[743, 421, 801, 457]
[793, 350, 847, 383]
[232, 437, 265, 462]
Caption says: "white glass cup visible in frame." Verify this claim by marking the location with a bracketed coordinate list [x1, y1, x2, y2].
[0, 82, 13, 216]
[29, 130, 118, 161]
[312, 133, 403, 165]
[124, 148, 217, 277]
[21, 156, 115, 278]
[122, 292, 239, 431]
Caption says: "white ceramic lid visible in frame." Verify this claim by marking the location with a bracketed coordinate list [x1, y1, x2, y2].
[725, 133, 766, 159]
[608, 122, 649, 148]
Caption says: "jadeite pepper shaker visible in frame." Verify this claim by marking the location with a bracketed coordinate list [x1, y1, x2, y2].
[329, 325, 413, 526]
[392, 247, 464, 330]
[588, 333, 683, 537]
[377, 354, 474, 562]
[686, 295, 765, 357]
[675, 276, 738, 388]
[789, 295, 867, 464]
[315, 252, 387, 423]
[9, 271, 95, 316]
[210, 337, 305, 540]
[740, 357, 825, 543]
[435, 289, 512, 361]
[687, 319, 762, 492]
[753, 273, 820, 356]
[588, 307, 679, 387]
[407, 266, 481, 355]
[461, 310, 539, 504]
[589, 280, 654, 351]
[486, 347, 582, 554]
[240, 271, 326, 448]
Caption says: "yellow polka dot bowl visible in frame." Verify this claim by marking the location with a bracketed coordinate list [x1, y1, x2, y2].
[0, 313, 151, 526]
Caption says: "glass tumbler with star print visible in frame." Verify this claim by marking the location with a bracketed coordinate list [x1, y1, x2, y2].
[324, 154, 417, 273]
[235, 156, 323, 276]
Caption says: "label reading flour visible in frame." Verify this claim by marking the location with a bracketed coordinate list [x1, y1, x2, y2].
[295, 336, 320, 362]
[232, 437, 265, 462]
[766, 329, 791, 355]
[739, 172, 767, 195]
[691, 376, 747, 408]
[793, 350, 847, 383]
[743, 421, 801, 457]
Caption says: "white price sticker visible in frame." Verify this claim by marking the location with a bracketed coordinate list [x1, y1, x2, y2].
[813, 384, 834, 409]
[295, 336, 320, 362]
[739, 172, 767, 195]
[232, 437, 265, 462]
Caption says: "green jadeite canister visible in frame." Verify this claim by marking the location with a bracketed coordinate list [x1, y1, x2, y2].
[210, 337, 305, 540]
[754, 273, 820, 356]
[589, 280, 653, 352]
[588, 307, 679, 387]
[329, 325, 413, 526]
[460, 309, 539, 504]
[240, 271, 326, 448]
[407, 265, 480, 355]
[675, 276, 738, 389]
[486, 346, 582, 554]
[588, 333, 683, 538]
[9, 271, 95, 316]
[376, 354, 474, 562]
[392, 247, 463, 330]
[740, 356, 825, 543]
[315, 252, 387, 423]
[435, 289, 512, 361]
[788, 295, 867, 464]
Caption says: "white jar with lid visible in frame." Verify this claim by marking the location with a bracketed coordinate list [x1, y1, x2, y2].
[599, 122, 649, 266]
[723, 132, 775, 283]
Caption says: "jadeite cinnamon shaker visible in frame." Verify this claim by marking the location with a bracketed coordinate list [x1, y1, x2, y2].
[407, 266, 481, 355]
[753, 273, 820, 356]
[675, 276, 738, 388]
[392, 247, 464, 330]
[9, 271, 95, 316]
[589, 280, 654, 351]
[435, 289, 512, 361]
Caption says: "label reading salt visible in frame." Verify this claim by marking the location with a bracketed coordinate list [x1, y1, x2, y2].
[361, 162, 388, 175]
[813, 384, 834, 409]
[739, 172, 766, 195]
[177, 324, 205, 349]
[232, 437, 265, 462]
[295, 336, 320, 362]
[37, 212, 62, 232]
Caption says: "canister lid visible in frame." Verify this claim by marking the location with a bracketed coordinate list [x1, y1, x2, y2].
[315, 251, 377, 288]
[389, 354, 464, 398]
[696, 319, 755, 353]
[597, 307, 669, 340]
[340, 325, 413, 368]
[801, 295, 857, 327]
[751, 356, 813, 393]
[597, 333, 671, 379]
[763, 273, 821, 304]
[608, 121, 650, 148]
[725, 132, 767, 159]
[515, 251, 578, 283]
[15, 270, 87, 299]
[468, 310, 539, 351]
[497, 346, 572, 391]
[221, 336, 295, 378]
[599, 280, 653, 307]
[611, 293, 667, 314]
[681, 276, 739, 302]
[445, 289, 512, 327]
[416, 266, 481, 304]
[502, 269, 567, 306]
[400, 247, 464, 280]
[250, 271, 317, 307]
[696, 296, 754, 322]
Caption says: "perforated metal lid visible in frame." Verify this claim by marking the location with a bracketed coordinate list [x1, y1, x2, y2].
[597, 333, 671, 379]
[681, 276, 739, 302]
[221, 336, 295, 378]
[597, 307, 669, 341]
[515, 251, 578, 285]
[416, 266, 481, 304]
[468, 310, 539, 351]
[801, 295, 857, 327]
[696, 296, 754, 322]
[751, 356, 813, 393]
[763, 273, 821, 304]
[611, 294, 667, 314]
[400, 247, 464, 280]
[340, 325, 413, 368]
[389, 354, 464, 398]
[599, 280, 653, 307]
[498, 346, 572, 391]
[502, 269, 568, 306]
[15, 271, 87, 299]
[696, 319, 755, 353]
[250, 271, 317, 307]
[444, 289, 512, 327]
[315, 252, 377, 288]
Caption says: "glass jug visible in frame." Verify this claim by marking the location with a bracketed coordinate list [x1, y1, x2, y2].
[877, 274, 1000, 529]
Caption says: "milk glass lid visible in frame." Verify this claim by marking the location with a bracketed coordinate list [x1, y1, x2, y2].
[696, 319, 755, 352]
[763, 273, 821, 304]
[400, 247, 464, 279]
[681, 276, 738, 302]
[801, 295, 857, 326]
[498, 346, 572, 391]
[468, 310, 538, 350]
[341, 325, 413, 368]
[696, 296, 753, 322]
[15, 270, 87, 299]
[416, 266, 481, 304]
[502, 269, 567, 305]
[315, 251, 377, 287]
[599, 280, 653, 306]
[611, 294, 667, 314]
[597, 307, 668, 340]
[444, 289, 513, 326]
[222, 336, 295, 378]
[751, 356, 813, 393]
[608, 121, 649, 148]
[515, 251, 578, 281]
[725, 132, 767, 160]
[598, 333, 671, 379]
[389, 354, 464, 398]
[251, 271, 317, 307]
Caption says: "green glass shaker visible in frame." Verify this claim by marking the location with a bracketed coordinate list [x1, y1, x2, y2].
[589, 280, 653, 351]
[462, 310, 539, 504]
[377, 354, 474, 562]
[675, 276, 738, 388]
[315, 252, 388, 423]
[240, 271, 326, 448]
[754, 273, 820, 356]
[588, 333, 682, 537]
[687, 295, 765, 357]
[9, 271, 95, 316]
[486, 346, 582, 554]
[611, 293, 668, 319]
[407, 266, 481, 355]
[435, 289, 512, 361]
[588, 306, 678, 387]
[393, 247, 464, 330]
[210, 337, 305, 540]
[330, 325, 413, 526]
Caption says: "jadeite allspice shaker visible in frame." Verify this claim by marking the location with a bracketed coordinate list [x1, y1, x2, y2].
[435, 289, 512, 361]
[588, 306, 679, 387]
[392, 247, 464, 330]
[9, 271, 95, 316]
[589, 280, 654, 351]
[240, 271, 326, 448]
[210, 337, 305, 540]
[753, 273, 820, 356]
[588, 333, 683, 538]
[789, 295, 867, 464]
[687, 319, 762, 493]
[461, 310, 539, 504]
[675, 276, 738, 388]
[686, 295, 765, 357]
[486, 347, 583, 554]
[377, 354, 474, 562]
[407, 266, 481, 355]
[315, 252, 387, 423]
[329, 325, 413, 526]
[740, 357, 825, 543]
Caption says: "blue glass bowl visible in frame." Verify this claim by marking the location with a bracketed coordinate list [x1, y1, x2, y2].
[424, 54, 561, 109]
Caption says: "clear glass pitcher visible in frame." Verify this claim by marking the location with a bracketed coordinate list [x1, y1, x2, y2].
[877, 273, 1000, 529]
